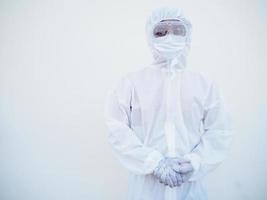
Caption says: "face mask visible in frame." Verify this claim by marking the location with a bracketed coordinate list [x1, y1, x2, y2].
[153, 34, 187, 60]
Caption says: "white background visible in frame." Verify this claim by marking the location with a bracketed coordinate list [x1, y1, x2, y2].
[0, 0, 267, 199]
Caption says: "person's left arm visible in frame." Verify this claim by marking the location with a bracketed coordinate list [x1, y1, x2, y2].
[183, 80, 234, 181]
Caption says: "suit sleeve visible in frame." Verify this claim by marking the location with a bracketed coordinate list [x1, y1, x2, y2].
[184, 80, 234, 181]
[104, 76, 164, 175]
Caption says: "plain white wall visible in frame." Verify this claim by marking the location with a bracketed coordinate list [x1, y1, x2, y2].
[0, 0, 267, 199]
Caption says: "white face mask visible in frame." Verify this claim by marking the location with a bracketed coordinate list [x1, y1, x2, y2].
[153, 34, 187, 60]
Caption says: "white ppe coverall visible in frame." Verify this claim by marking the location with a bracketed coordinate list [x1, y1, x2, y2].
[104, 7, 233, 200]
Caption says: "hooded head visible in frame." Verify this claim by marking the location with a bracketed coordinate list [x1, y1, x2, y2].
[145, 7, 192, 69]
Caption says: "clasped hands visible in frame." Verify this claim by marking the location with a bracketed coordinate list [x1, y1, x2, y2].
[153, 157, 193, 188]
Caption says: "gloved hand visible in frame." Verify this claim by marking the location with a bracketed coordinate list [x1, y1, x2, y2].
[153, 157, 181, 187]
[175, 162, 194, 183]
[153, 157, 189, 187]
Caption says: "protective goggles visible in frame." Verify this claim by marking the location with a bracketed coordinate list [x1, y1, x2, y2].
[153, 19, 187, 38]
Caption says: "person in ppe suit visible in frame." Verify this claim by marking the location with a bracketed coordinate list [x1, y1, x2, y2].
[104, 6, 233, 200]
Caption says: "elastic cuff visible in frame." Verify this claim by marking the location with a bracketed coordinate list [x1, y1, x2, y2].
[184, 153, 201, 181]
[143, 150, 164, 174]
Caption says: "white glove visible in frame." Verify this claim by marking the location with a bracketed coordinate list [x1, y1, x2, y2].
[153, 157, 190, 187]
[175, 162, 194, 183]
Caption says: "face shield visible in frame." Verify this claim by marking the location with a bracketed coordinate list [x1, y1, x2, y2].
[153, 19, 187, 38]
[145, 7, 192, 66]
[152, 19, 188, 61]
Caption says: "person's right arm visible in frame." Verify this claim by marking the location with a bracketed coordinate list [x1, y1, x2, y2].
[104, 76, 164, 175]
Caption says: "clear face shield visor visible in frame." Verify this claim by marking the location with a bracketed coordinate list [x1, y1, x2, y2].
[153, 19, 187, 38]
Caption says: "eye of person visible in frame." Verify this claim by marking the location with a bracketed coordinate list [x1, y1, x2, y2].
[155, 32, 163, 36]
[155, 30, 168, 37]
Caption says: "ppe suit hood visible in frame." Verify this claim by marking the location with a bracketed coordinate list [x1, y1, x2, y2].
[145, 7, 192, 69]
